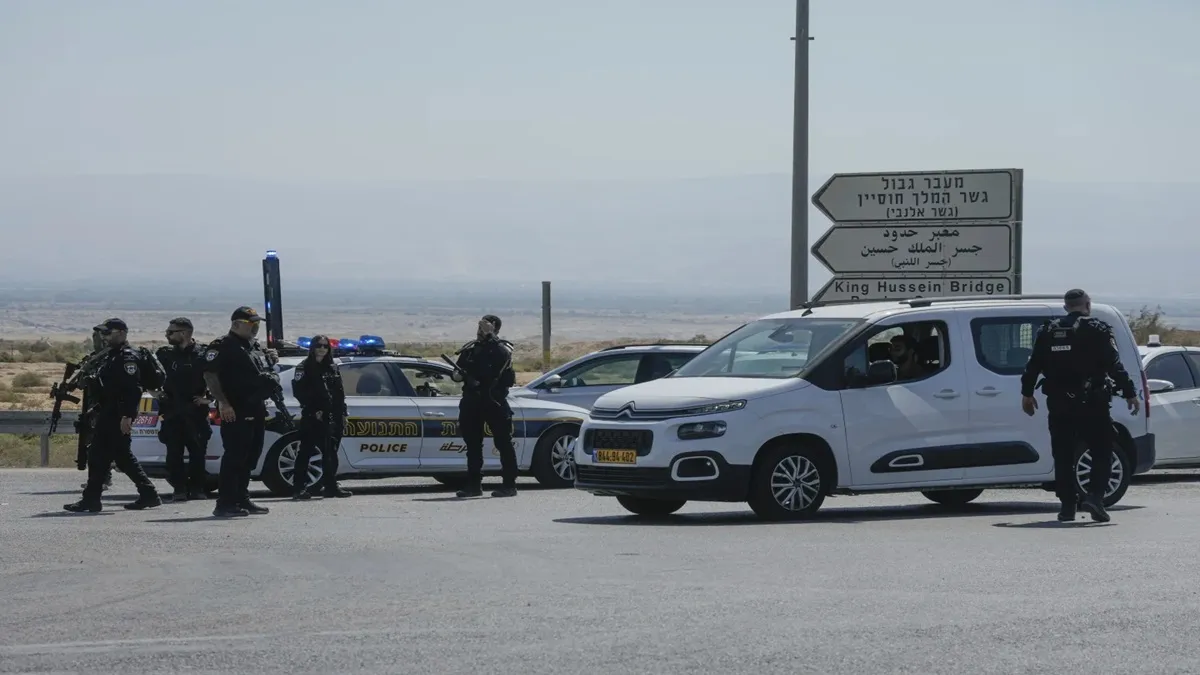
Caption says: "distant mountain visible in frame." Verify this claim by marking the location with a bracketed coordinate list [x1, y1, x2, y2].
[0, 173, 1193, 300]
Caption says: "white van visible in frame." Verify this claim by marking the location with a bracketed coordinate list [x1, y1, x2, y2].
[573, 295, 1154, 520]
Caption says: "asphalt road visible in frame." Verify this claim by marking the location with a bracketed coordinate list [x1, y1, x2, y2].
[2, 470, 1200, 675]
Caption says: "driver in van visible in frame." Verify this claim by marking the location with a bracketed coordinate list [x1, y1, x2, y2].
[889, 335, 925, 380]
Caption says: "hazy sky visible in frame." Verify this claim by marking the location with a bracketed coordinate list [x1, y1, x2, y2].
[3, 0, 1196, 183]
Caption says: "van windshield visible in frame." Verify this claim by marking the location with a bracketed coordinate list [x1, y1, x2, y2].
[671, 318, 862, 379]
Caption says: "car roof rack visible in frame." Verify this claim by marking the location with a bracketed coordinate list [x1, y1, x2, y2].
[599, 342, 708, 351]
[900, 294, 1062, 308]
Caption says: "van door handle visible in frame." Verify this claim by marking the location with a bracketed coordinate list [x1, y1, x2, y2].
[423, 411, 445, 417]
[932, 390, 960, 399]
[975, 387, 1002, 397]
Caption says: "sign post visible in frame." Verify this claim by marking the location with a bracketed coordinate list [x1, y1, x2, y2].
[809, 168, 1023, 304]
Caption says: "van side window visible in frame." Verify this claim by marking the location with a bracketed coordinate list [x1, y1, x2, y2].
[842, 320, 951, 388]
[1145, 353, 1196, 391]
[970, 317, 1042, 375]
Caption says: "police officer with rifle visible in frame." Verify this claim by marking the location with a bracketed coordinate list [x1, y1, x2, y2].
[290, 335, 350, 500]
[48, 326, 114, 491]
[447, 314, 519, 499]
[156, 317, 214, 501]
[202, 306, 290, 518]
[1021, 289, 1140, 523]
[63, 318, 163, 513]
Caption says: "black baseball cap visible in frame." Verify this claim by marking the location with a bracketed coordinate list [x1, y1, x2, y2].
[231, 306, 264, 322]
[168, 317, 193, 329]
[94, 318, 127, 332]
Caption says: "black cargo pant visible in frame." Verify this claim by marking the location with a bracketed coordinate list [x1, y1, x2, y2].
[293, 414, 338, 493]
[82, 415, 158, 503]
[1047, 399, 1114, 505]
[460, 397, 517, 486]
[216, 412, 266, 509]
[161, 409, 210, 492]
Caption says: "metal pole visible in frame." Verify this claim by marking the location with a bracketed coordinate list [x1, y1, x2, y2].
[790, 0, 811, 309]
[40, 433, 49, 467]
[541, 281, 552, 371]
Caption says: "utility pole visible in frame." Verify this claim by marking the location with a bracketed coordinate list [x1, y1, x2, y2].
[790, 0, 811, 309]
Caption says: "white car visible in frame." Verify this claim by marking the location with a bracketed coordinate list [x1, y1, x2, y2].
[131, 353, 589, 494]
[574, 295, 1155, 520]
[1139, 336, 1200, 468]
[513, 344, 707, 410]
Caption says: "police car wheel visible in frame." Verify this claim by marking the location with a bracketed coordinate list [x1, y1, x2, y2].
[261, 433, 322, 496]
[531, 424, 579, 488]
[1075, 440, 1131, 508]
[748, 443, 829, 520]
[921, 488, 984, 506]
[616, 496, 686, 517]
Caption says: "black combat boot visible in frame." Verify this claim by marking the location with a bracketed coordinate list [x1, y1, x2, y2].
[491, 484, 517, 498]
[1080, 494, 1110, 523]
[239, 499, 270, 514]
[322, 486, 352, 498]
[124, 492, 163, 510]
[1056, 500, 1076, 522]
[456, 481, 483, 498]
[63, 499, 102, 513]
[212, 504, 249, 518]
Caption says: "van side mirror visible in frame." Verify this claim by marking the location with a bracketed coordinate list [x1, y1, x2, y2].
[1147, 378, 1175, 394]
[540, 374, 563, 390]
[866, 360, 898, 385]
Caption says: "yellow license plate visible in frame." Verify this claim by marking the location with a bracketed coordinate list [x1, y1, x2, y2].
[595, 449, 637, 464]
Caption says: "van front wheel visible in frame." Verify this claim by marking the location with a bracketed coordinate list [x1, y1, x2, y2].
[748, 444, 829, 520]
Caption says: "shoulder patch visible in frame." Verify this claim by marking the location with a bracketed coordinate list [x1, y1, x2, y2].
[124, 362, 138, 375]
[205, 350, 218, 361]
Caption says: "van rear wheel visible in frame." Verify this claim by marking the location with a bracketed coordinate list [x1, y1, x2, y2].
[1076, 440, 1131, 508]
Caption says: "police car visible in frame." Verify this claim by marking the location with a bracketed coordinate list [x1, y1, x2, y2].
[1139, 334, 1200, 468]
[130, 335, 589, 495]
[512, 343, 707, 410]
[574, 295, 1156, 520]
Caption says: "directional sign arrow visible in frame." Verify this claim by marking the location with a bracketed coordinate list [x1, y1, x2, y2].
[812, 275, 1016, 304]
[810, 224, 1013, 275]
[811, 169, 1016, 223]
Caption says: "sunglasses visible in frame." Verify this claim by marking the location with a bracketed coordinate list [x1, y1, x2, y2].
[313, 343, 329, 349]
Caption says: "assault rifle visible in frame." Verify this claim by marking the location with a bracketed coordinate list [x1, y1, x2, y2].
[48, 338, 111, 470]
[265, 382, 297, 435]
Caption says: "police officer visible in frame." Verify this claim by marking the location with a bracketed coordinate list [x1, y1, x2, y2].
[156, 317, 213, 501]
[290, 335, 351, 500]
[1021, 289, 1140, 523]
[202, 306, 279, 518]
[451, 314, 518, 498]
[64, 318, 162, 513]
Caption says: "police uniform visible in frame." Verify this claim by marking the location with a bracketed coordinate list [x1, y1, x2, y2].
[156, 321, 213, 500]
[1021, 290, 1137, 523]
[204, 307, 277, 517]
[453, 316, 519, 498]
[291, 356, 350, 499]
[64, 318, 161, 513]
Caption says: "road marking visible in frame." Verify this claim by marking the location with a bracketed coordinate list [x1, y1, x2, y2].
[0, 628, 395, 655]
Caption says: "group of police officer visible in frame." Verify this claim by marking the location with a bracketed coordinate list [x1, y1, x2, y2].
[63, 307, 521, 517]
[60, 289, 1132, 523]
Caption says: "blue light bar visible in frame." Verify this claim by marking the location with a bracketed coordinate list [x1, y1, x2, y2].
[358, 335, 385, 350]
[296, 336, 312, 348]
[338, 338, 359, 350]
[265, 250, 278, 258]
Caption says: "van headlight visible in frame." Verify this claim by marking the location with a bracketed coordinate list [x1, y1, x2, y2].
[682, 400, 746, 416]
[678, 420, 727, 440]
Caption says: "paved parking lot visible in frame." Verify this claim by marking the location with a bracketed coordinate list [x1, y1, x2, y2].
[2, 469, 1200, 674]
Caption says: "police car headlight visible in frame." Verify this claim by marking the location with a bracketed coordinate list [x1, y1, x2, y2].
[678, 420, 727, 440]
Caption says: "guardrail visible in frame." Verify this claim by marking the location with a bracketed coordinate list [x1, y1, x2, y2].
[0, 410, 79, 467]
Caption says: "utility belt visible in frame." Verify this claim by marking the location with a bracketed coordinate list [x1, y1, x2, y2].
[1037, 377, 1113, 402]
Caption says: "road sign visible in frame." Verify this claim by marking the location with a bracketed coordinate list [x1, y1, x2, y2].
[811, 224, 1013, 274]
[811, 275, 1015, 304]
[807, 167, 1024, 304]
[811, 169, 1016, 223]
